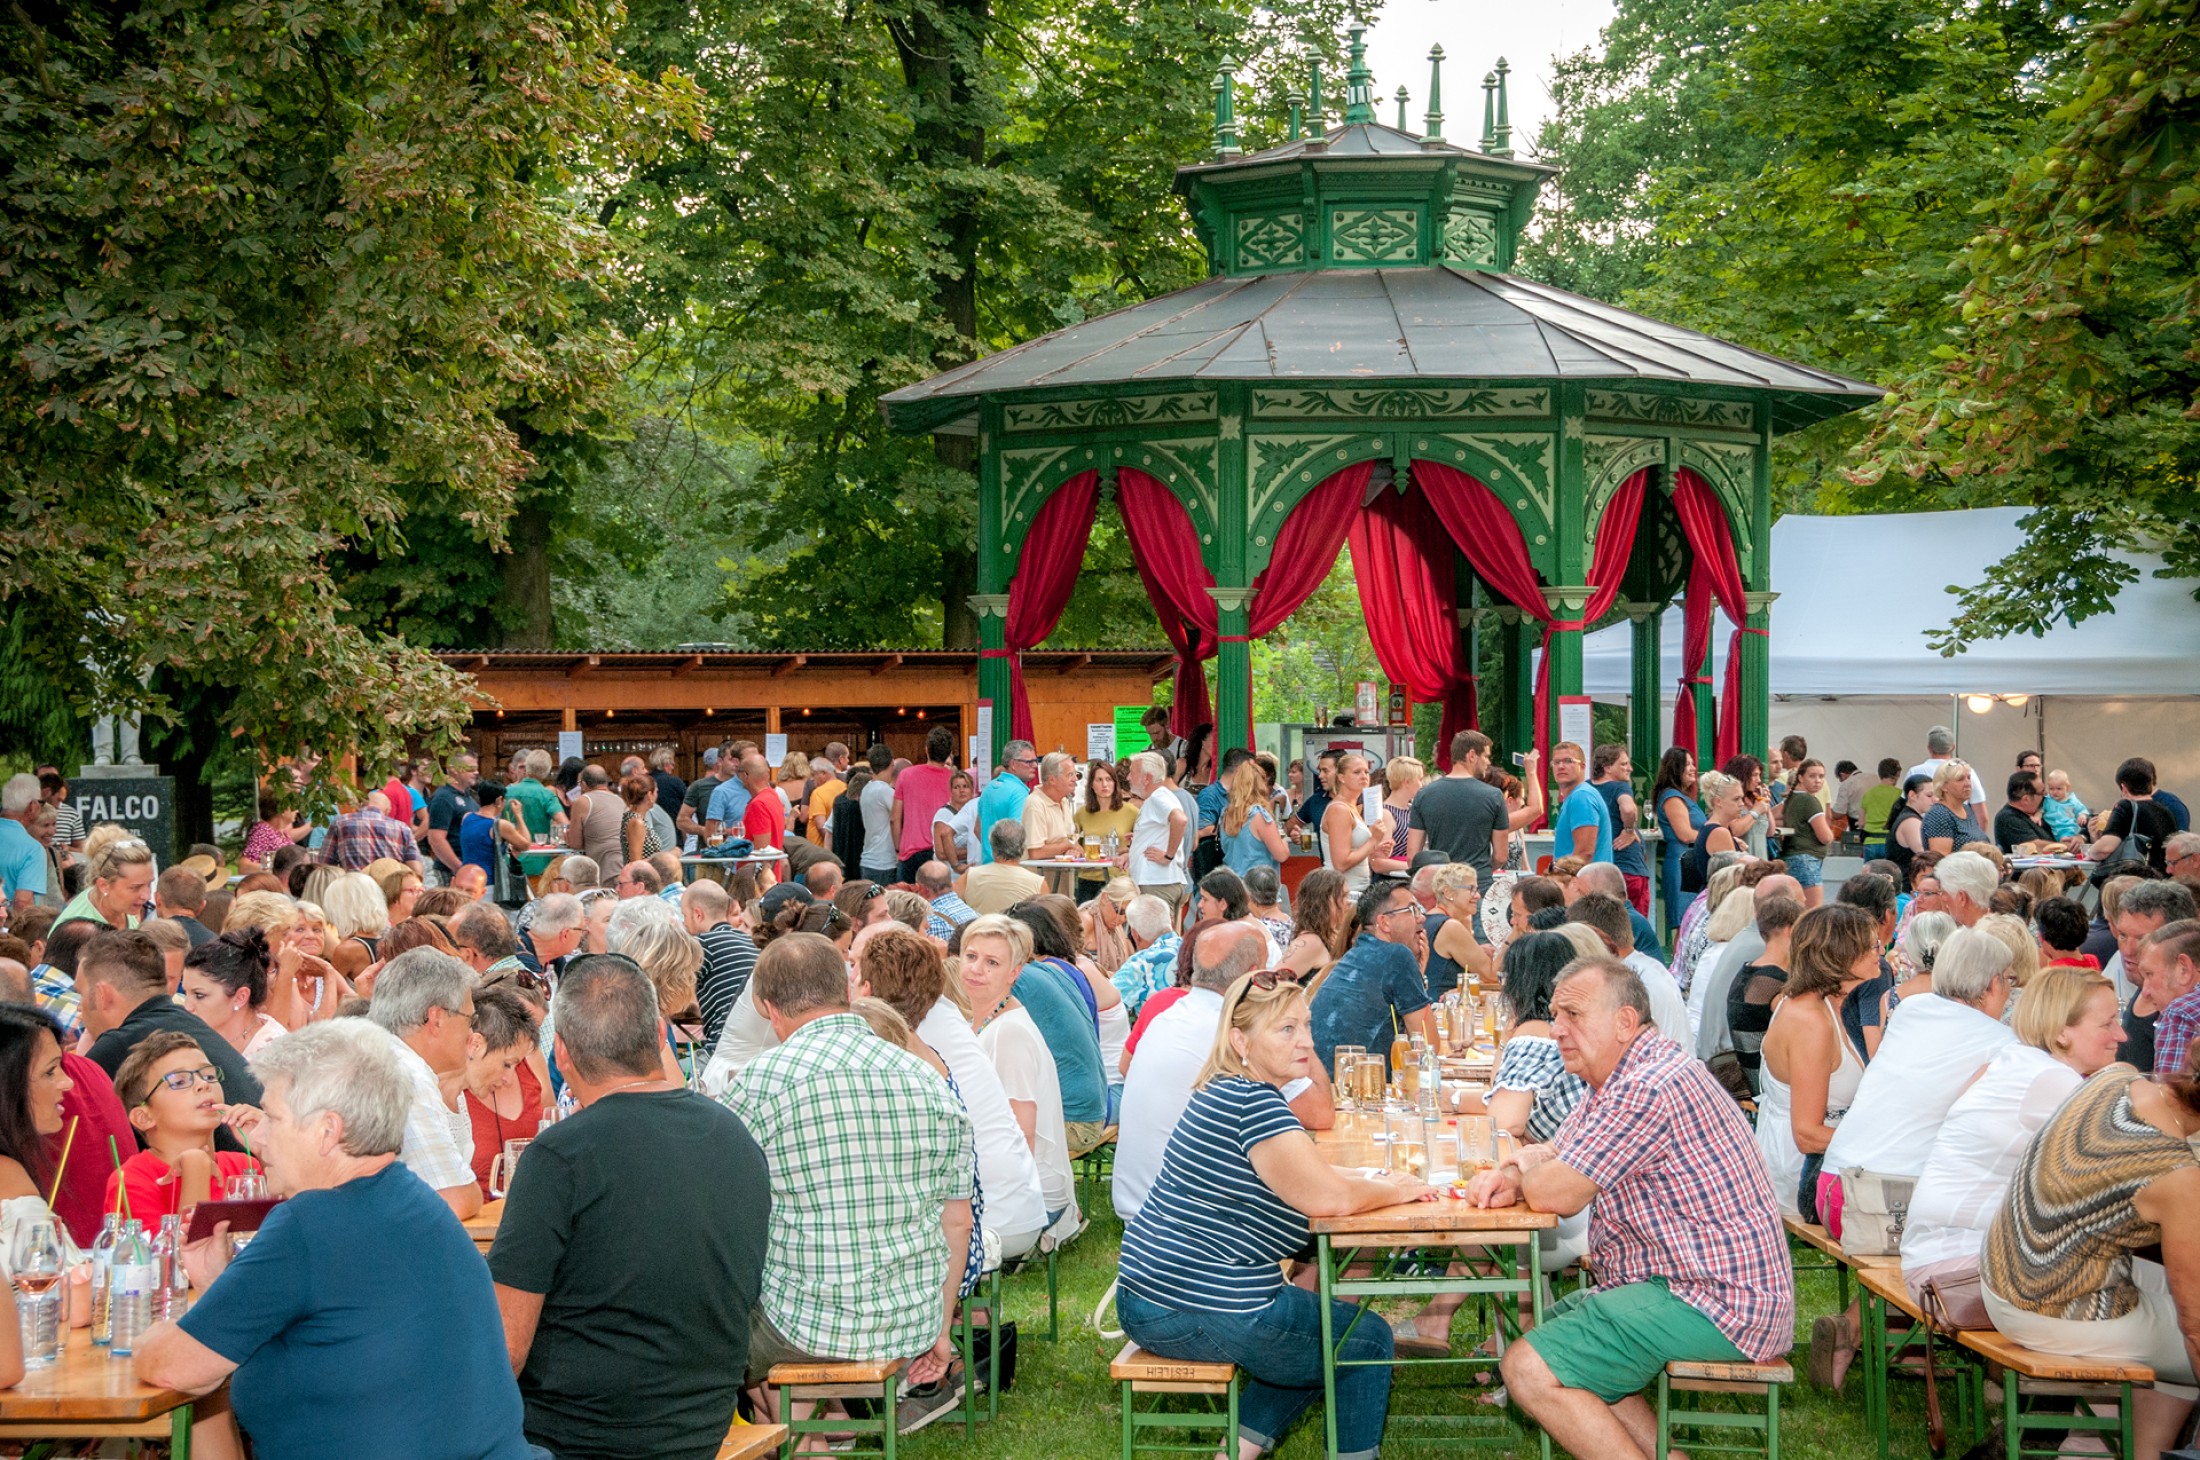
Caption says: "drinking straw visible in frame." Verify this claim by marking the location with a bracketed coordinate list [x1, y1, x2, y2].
[107, 1135, 133, 1224]
[46, 1116, 79, 1207]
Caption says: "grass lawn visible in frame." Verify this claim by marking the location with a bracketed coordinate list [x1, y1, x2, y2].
[899, 1184, 1944, 1459]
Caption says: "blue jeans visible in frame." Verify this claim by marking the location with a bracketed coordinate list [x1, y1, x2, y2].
[1117, 1283, 1392, 1459]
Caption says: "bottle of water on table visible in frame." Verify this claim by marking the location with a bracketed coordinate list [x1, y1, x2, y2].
[88, 1212, 120, 1346]
[107, 1220, 154, 1356]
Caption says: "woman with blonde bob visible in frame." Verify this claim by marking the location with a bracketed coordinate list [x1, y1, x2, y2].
[1903, 965, 2126, 1306]
[319, 872, 391, 984]
[1116, 969, 1428, 1460]
[55, 827, 154, 930]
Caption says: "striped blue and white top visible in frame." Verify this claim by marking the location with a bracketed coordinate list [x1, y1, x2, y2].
[1117, 1076, 1308, 1312]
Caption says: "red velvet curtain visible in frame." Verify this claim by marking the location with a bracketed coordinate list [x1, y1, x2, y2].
[1117, 463, 1370, 741]
[1116, 469, 1217, 736]
[1001, 470, 1102, 742]
[1411, 463, 1649, 769]
[1670, 468, 1749, 768]
[1673, 568, 1715, 759]
[1349, 486, 1478, 769]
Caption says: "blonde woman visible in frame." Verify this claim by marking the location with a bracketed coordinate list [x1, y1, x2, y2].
[320, 871, 391, 984]
[1219, 758, 1289, 878]
[1683, 884, 1759, 1037]
[1675, 859, 1749, 1003]
[1115, 968, 1426, 1460]
[223, 891, 351, 1027]
[1682, 772, 1746, 893]
[1084, 876, 1138, 975]
[365, 857, 423, 923]
[1320, 753, 1386, 898]
[1427, 864, 1494, 994]
[53, 829, 153, 930]
[1975, 912, 2043, 1026]
[1924, 760, 1987, 855]
[1372, 756, 1424, 878]
[958, 914, 1075, 1228]
[604, 896, 701, 1085]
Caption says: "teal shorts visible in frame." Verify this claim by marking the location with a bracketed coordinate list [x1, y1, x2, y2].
[1524, 1278, 1750, 1403]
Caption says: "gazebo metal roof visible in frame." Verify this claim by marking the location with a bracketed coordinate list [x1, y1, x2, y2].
[879, 263, 1880, 435]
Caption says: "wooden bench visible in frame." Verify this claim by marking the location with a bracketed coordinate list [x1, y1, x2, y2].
[1955, 1327, 2152, 1460]
[1113, 1343, 1239, 1460]
[767, 1357, 906, 1459]
[717, 1420, 789, 1460]
[1656, 1359, 1794, 1460]
[1856, 1265, 1992, 1459]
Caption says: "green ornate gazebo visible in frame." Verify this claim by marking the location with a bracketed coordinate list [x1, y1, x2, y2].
[882, 31, 1877, 775]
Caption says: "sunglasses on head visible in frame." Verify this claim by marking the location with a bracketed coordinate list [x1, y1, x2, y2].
[1243, 967, 1303, 993]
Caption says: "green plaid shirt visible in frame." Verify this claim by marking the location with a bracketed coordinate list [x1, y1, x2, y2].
[723, 1013, 973, 1360]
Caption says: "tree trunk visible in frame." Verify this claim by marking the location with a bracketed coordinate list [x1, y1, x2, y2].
[893, 0, 988, 650]
[498, 497, 555, 648]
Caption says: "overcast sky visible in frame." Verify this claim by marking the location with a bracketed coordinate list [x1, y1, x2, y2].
[1358, 0, 1618, 157]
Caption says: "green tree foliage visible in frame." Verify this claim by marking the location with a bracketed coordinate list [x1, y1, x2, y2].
[587, 0, 1373, 650]
[1251, 558, 1385, 726]
[1854, 0, 2200, 648]
[0, 0, 698, 786]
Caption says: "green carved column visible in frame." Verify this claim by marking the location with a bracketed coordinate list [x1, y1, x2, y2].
[972, 400, 1011, 764]
[1741, 591, 1777, 765]
[1496, 607, 1535, 758]
[1541, 383, 1589, 756]
[1541, 585, 1592, 752]
[1212, 386, 1253, 752]
[1625, 600, 1664, 775]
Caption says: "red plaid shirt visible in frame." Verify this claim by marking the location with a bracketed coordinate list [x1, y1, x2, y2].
[322, 808, 420, 869]
[2155, 990, 2200, 1082]
[1554, 1031, 1795, 1360]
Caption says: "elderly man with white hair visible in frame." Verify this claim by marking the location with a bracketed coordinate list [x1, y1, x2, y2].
[1933, 850, 1999, 927]
[517, 892, 586, 980]
[1110, 893, 1182, 1017]
[136, 1019, 533, 1460]
[368, 948, 484, 1219]
[1125, 752, 1189, 915]
[0, 773, 47, 915]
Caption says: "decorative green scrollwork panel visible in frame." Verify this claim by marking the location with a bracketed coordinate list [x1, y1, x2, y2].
[1233, 212, 1308, 271]
[1677, 438, 1760, 572]
[1248, 385, 1550, 421]
[1442, 206, 1500, 267]
[1583, 434, 1667, 556]
[1000, 391, 1218, 433]
[1586, 390, 1755, 432]
[1245, 434, 1388, 560]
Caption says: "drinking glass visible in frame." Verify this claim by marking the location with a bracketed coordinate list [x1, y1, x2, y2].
[224, 1173, 267, 1201]
[1356, 1054, 1386, 1109]
[11, 1220, 65, 1367]
[488, 1138, 532, 1199]
[1384, 1108, 1426, 1179]
[1427, 1128, 1460, 1186]
[1458, 1116, 1498, 1177]
[1332, 1046, 1365, 1110]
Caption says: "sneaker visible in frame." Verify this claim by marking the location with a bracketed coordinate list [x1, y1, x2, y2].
[895, 1371, 967, 1436]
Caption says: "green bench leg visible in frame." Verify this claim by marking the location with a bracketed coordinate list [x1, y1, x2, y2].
[1117, 1375, 1240, 1460]
[776, 1373, 900, 1460]
[1656, 1371, 1780, 1460]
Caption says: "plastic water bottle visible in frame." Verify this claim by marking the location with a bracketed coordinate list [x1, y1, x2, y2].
[151, 1215, 188, 1322]
[107, 1221, 154, 1356]
[87, 1214, 121, 1346]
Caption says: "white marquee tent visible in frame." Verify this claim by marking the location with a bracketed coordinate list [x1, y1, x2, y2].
[1580, 508, 2200, 808]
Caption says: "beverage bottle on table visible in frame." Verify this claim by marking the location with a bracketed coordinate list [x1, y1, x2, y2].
[88, 1212, 120, 1345]
[108, 1220, 154, 1356]
[151, 1214, 187, 1322]
[11, 1218, 66, 1368]
[1417, 1042, 1439, 1119]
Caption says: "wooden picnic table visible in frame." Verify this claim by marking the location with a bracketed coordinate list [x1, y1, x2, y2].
[0, 1327, 200, 1456]
[1307, 1117, 1556, 1459]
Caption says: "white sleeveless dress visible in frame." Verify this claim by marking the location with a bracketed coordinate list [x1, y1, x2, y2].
[1326, 813, 1373, 897]
[1755, 998, 1865, 1217]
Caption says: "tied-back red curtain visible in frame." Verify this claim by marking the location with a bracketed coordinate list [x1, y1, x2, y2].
[1117, 463, 1371, 742]
[1412, 462, 1649, 771]
[1000, 470, 1102, 742]
[1670, 468, 1749, 768]
[1673, 568, 1715, 760]
[1349, 486, 1478, 769]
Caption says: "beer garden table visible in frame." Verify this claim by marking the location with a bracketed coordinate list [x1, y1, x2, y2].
[1309, 1124, 1555, 1459]
[0, 1327, 199, 1457]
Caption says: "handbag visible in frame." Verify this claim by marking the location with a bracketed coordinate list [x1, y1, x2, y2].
[1918, 1259, 1993, 1456]
[1837, 1168, 1915, 1258]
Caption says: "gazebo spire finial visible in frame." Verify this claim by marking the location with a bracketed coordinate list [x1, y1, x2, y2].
[1394, 85, 1410, 132]
[1211, 55, 1241, 158]
[1491, 57, 1514, 157]
[1287, 86, 1306, 142]
[1343, 25, 1376, 124]
[1424, 45, 1445, 141]
[1480, 70, 1498, 152]
[1307, 54, 1324, 133]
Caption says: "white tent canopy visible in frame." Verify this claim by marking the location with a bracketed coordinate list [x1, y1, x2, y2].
[1582, 507, 2200, 695]
[1578, 509, 2200, 808]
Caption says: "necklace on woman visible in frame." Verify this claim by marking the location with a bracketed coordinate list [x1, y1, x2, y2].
[973, 995, 1014, 1034]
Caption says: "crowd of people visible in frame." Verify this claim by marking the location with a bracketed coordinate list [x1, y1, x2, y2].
[0, 715, 2192, 1460]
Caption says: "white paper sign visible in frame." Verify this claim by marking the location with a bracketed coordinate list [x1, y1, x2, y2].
[1558, 700, 1593, 755]
[974, 702, 993, 781]
[557, 730, 584, 765]
[764, 733, 788, 767]
[1087, 723, 1115, 763]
